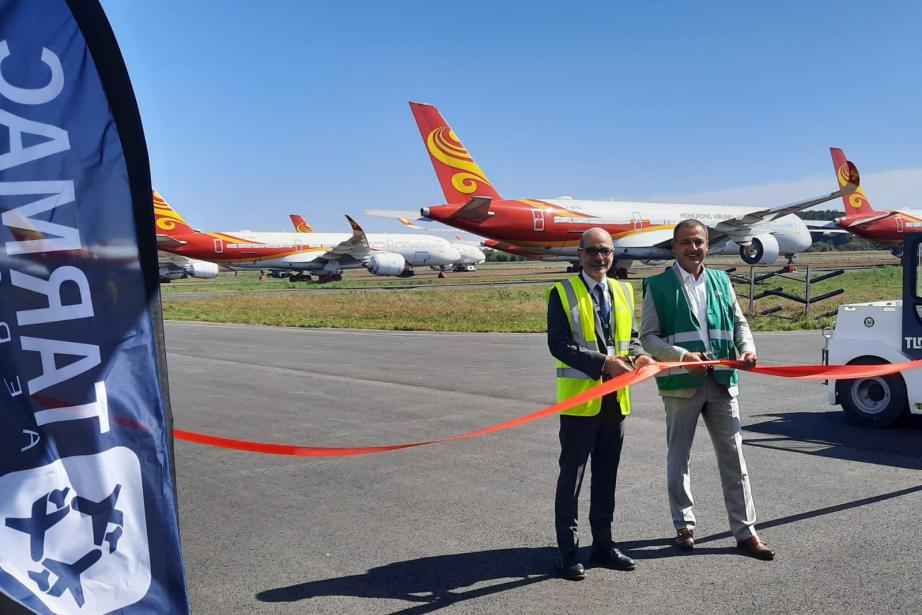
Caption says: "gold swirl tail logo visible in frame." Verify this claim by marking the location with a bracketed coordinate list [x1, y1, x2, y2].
[426, 126, 494, 195]
[837, 163, 869, 210]
[153, 190, 191, 232]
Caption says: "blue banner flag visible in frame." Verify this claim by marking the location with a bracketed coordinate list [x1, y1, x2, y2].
[0, 1, 189, 613]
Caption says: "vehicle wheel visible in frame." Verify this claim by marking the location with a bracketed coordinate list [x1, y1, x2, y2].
[837, 357, 908, 427]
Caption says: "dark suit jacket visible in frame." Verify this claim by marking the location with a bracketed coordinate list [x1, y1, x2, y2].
[547, 276, 649, 412]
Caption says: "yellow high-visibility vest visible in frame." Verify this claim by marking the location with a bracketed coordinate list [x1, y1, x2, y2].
[547, 276, 633, 416]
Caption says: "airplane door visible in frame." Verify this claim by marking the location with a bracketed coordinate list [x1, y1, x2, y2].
[632, 211, 643, 230]
[532, 209, 545, 232]
[414, 250, 430, 264]
[897, 217, 905, 233]
[294, 239, 302, 252]
[214, 238, 223, 254]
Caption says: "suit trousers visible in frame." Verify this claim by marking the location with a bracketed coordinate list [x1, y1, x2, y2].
[554, 400, 625, 554]
[663, 376, 757, 541]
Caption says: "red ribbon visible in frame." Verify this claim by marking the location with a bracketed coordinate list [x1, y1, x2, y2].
[173, 359, 922, 457]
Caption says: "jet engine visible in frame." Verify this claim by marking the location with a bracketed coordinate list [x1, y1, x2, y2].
[184, 260, 219, 279]
[159, 267, 184, 282]
[367, 252, 407, 276]
[739, 234, 780, 265]
[159, 259, 219, 281]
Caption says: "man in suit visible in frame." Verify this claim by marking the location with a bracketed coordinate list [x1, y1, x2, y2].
[547, 227, 654, 580]
[640, 218, 774, 560]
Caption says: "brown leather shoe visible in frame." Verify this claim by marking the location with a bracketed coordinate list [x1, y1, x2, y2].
[736, 535, 774, 560]
[675, 528, 694, 551]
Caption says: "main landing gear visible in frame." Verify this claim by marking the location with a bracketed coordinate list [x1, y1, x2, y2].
[781, 254, 798, 274]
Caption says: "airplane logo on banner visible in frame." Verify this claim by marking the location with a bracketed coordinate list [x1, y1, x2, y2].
[0, 449, 150, 612]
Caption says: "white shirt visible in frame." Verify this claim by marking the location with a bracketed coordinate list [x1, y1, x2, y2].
[674, 262, 709, 347]
[580, 270, 609, 313]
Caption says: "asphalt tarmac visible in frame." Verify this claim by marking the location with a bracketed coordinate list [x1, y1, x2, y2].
[166, 321, 922, 615]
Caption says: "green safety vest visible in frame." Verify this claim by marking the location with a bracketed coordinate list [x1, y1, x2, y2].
[643, 266, 739, 392]
[547, 276, 633, 417]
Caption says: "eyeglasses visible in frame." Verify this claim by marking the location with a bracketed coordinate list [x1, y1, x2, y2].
[580, 247, 613, 256]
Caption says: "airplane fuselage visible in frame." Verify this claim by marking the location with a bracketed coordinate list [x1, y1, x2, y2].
[162, 230, 460, 271]
[423, 198, 812, 260]
[835, 211, 922, 246]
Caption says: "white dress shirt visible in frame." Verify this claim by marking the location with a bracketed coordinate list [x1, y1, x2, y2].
[674, 262, 710, 347]
[580, 271, 609, 313]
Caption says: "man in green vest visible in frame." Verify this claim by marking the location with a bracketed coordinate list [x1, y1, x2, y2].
[547, 227, 654, 580]
[640, 219, 774, 560]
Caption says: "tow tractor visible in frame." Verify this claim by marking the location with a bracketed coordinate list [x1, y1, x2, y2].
[822, 233, 922, 426]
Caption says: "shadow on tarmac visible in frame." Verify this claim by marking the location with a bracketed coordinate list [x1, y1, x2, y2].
[743, 410, 922, 470]
[256, 547, 555, 614]
[691, 483, 922, 547]
[258, 484, 922, 611]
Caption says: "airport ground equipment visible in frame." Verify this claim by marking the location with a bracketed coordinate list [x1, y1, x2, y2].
[823, 233, 922, 426]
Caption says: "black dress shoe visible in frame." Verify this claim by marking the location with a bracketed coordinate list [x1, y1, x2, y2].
[559, 552, 585, 580]
[590, 547, 636, 571]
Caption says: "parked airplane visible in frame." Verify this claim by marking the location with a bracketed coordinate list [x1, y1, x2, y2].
[297, 212, 486, 272]
[446, 234, 487, 271]
[154, 192, 460, 282]
[375, 102, 860, 277]
[817, 147, 922, 256]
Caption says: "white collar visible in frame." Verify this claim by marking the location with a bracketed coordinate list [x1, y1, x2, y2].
[674, 261, 705, 285]
[581, 270, 607, 292]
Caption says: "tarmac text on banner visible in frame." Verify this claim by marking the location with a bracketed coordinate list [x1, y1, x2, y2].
[0, 1, 189, 613]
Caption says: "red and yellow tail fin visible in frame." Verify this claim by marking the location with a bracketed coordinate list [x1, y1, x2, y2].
[409, 102, 502, 204]
[153, 190, 196, 236]
[831, 148, 874, 215]
[289, 214, 315, 233]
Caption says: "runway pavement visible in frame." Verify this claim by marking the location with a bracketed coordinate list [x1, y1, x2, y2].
[166, 321, 922, 615]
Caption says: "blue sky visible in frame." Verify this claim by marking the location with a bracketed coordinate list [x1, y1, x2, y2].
[99, 0, 922, 234]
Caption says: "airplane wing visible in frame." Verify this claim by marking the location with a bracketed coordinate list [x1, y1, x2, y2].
[363, 209, 476, 233]
[158, 251, 223, 279]
[156, 234, 186, 249]
[398, 217, 429, 230]
[653, 161, 860, 249]
[366, 197, 494, 223]
[365, 208, 421, 219]
[323, 215, 370, 258]
[158, 250, 189, 266]
[801, 219, 849, 235]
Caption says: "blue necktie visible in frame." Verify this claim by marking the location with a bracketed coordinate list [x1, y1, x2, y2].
[595, 284, 611, 338]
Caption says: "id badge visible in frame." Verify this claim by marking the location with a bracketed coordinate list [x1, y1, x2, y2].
[606, 345, 616, 357]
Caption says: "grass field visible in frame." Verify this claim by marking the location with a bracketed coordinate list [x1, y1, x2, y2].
[161, 262, 904, 333]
